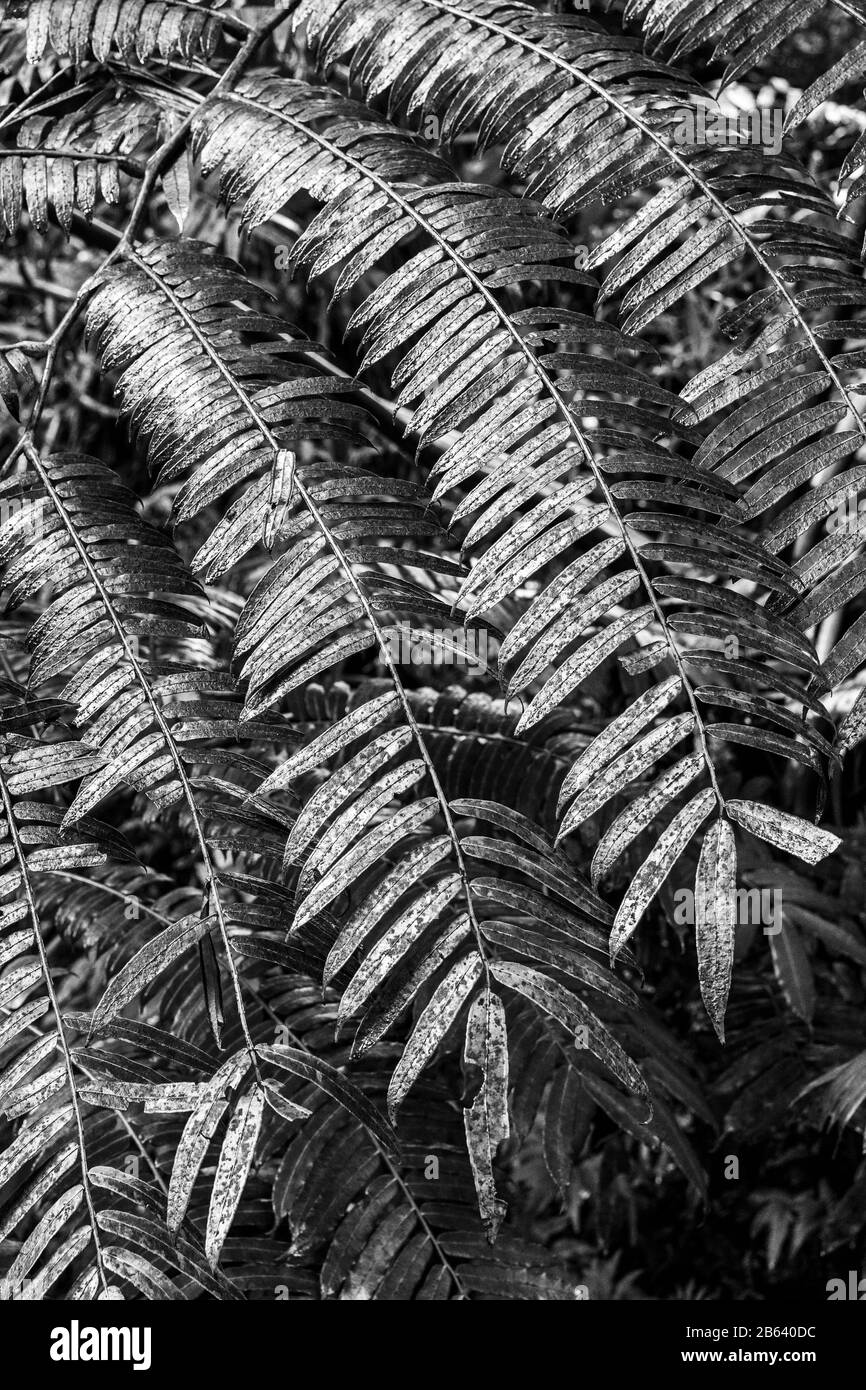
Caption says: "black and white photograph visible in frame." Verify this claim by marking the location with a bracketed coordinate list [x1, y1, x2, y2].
[0, 0, 863, 1354]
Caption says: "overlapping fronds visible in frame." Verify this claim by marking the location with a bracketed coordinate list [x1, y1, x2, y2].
[0, 88, 158, 236]
[0, 446, 318, 1258]
[0, 705, 143, 1299]
[292, 0, 866, 691]
[295, 0, 702, 219]
[268, 1080, 584, 1299]
[185, 76, 844, 1029]
[269, 677, 589, 834]
[81, 235, 675, 1225]
[293, 0, 858, 354]
[622, 0, 864, 110]
[1, 0, 227, 66]
[0, 451, 236, 822]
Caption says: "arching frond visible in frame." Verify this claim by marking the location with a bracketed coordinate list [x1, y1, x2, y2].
[0, 713, 145, 1299]
[622, 0, 863, 102]
[82, 236, 670, 1219]
[187, 75, 842, 1019]
[0, 88, 157, 237]
[0, 446, 312, 1210]
[292, 0, 866, 691]
[6, 0, 227, 66]
[293, 0, 860, 378]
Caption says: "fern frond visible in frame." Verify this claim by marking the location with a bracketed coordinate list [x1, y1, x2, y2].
[0, 0, 859, 1303]
[294, 1, 866, 547]
[12, 0, 227, 66]
[187, 76, 845, 1000]
[272, 33, 866, 779]
[81, 236, 669, 1218]
[296, 0, 700, 217]
[294, 1, 858, 338]
[624, 0, 862, 99]
[270, 1078, 582, 1298]
[0, 737, 143, 1297]
[66, 937, 404, 1279]
[0, 446, 311, 1201]
[0, 87, 160, 236]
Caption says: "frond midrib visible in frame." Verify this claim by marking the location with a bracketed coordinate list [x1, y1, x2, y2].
[307, 0, 866, 443]
[18, 437, 262, 1076]
[122, 243, 494, 979]
[213, 83, 729, 811]
[0, 761, 110, 1295]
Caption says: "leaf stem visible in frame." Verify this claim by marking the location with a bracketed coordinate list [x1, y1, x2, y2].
[0, 763, 110, 1295]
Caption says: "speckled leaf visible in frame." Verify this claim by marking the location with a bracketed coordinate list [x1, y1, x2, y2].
[97, 1210, 240, 1301]
[610, 789, 716, 961]
[295, 758, 426, 892]
[205, 1085, 265, 1268]
[463, 988, 509, 1235]
[497, 537, 625, 675]
[836, 687, 866, 761]
[516, 607, 653, 734]
[449, 799, 554, 854]
[263, 1081, 312, 1124]
[90, 913, 218, 1033]
[285, 726, 413, 864]
[5, 1184, 83, 1288]
[167, 1053, 252, 1235]
[0, 1104, 73, 1189]
[726, 800, 841, 865]
[557, 674, 682, 814]
[456, 478, 596, 611]
[102, 1247, 183, 1300]
[324, 836, 452, 983]
[338, 873, 462, 1020]
[16, 1227, 91, 1300]
[76, 1079, 210, 1112]
[557, 712, 695, 842]
[261, 693, 402, 791]
[351, 914, 472, 1058]
[387, 952, 483, 1121]
[505, 571, 641, 697]
[293, 798, 439, 930]
[462, 836, 611, 922]
[695, 819, 736, 1043]
[464, 505, 610, 620]
[592, 756, 708, 884]
[490, 960, 648, 1103]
